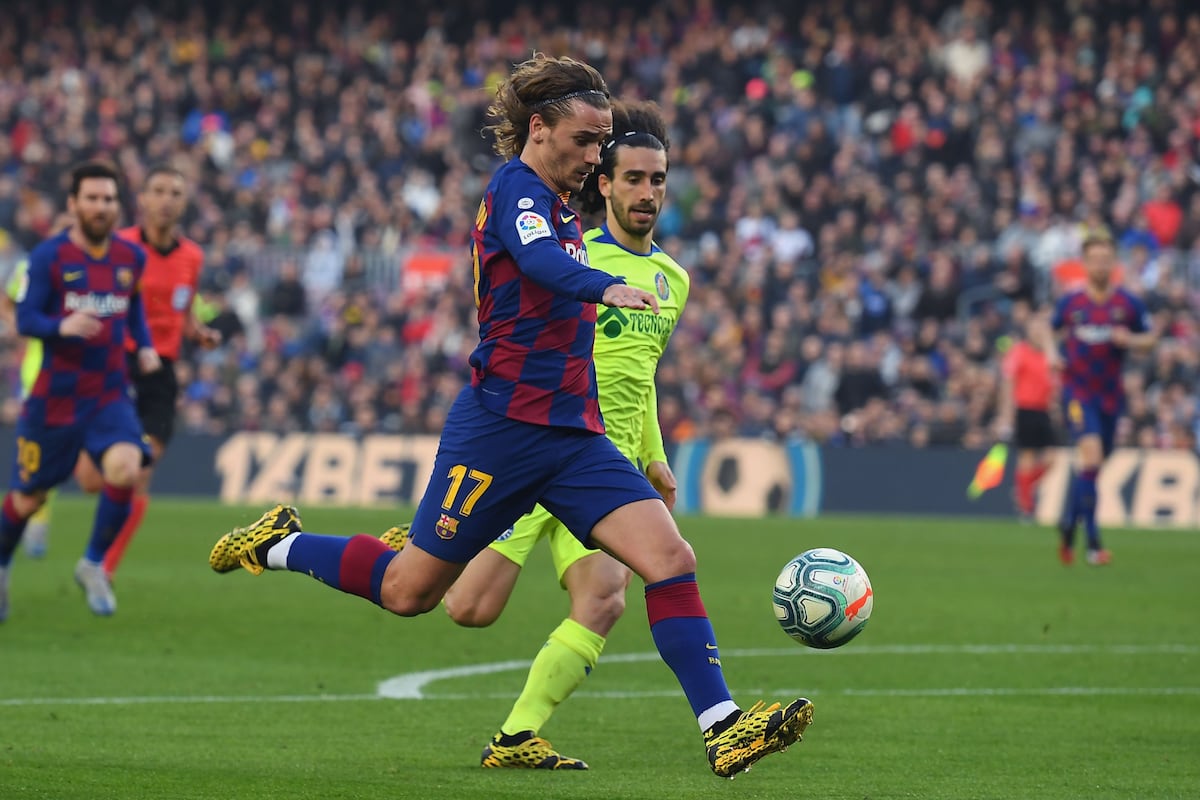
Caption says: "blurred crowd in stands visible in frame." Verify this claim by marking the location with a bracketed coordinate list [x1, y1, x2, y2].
[1, 0, 1198, 451]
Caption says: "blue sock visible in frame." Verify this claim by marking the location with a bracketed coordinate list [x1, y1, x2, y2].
[0, 493, 29, 567]
[284, 533, 396, 605]
[1077, 469, 1100, 550]
[645, 574, 734, 718]
[1060, 470, 1079, 547]
[84, 484, 133, 563]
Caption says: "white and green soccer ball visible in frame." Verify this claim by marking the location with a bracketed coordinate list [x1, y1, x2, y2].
[772, 548, 873, 650]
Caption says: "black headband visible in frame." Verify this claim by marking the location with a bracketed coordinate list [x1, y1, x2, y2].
[604, 130, 664, 150]
[528, 89, 609, 110]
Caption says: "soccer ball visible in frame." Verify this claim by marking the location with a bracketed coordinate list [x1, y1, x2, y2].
[772, 548, 873, 649]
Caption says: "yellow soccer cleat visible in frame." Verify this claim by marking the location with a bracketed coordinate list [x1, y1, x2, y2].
[378, 523, 410, 553]
[209, 504, 302, 575]
[704, 698, 814, 778]
[480, 731, 589, 770]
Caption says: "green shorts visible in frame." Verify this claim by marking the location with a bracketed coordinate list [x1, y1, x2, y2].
[487, 502, 595, 586]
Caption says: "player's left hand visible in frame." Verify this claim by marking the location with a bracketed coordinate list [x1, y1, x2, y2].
[137, 347, 162, 375]
[194, 325, 222, 349]
[602, 283, 659, 314]
[646, 460, 677, 512]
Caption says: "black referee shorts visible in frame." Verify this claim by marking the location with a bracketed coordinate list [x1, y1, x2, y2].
[126, 353, 179, 446]
[1015, 408, 1055, 451]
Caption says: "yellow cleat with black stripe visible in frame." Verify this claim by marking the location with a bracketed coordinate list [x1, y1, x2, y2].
[704, 698, 814, 778]
[209, 504, 302, 575]
[378, 523, 410, 553]
[480, 731, 589, 770]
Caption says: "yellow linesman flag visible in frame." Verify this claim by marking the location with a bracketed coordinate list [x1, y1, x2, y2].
[967, 443, 1008, 499]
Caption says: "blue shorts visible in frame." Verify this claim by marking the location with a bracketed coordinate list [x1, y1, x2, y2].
[409, 387, 662, 563]
[1063, 393, 1119, 457]
[10, 401, 151, 493]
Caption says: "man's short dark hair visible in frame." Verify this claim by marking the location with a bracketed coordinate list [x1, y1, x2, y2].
[144, 163, 184, 184]
[69, 161, 121, 197]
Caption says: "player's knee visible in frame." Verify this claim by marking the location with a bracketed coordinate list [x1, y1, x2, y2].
[378, 587, 441, 618]
[663, 537, 697, 575]
[102, 460, 140, 488]
[573, 585, 627, 635]
[10, 491, 45, 518]
[442, 588, 500, 628]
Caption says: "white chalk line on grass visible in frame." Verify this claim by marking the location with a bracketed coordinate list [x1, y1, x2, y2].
[4, 687, 1199, 708]
[3, 643, 1197, 708]
[375, 643, 1200, 699]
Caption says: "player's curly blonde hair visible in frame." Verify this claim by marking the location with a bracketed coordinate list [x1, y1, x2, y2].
[485, 53, 611, 159]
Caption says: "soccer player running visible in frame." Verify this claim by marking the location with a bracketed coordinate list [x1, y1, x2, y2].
[1043, 231, 1155, 565]
[73, 165, 220, 578]
[428, 100, 689, 769]
[209, 55, 813, 778]
[0, 162, 160, 620]
[996, 313, 1055, 521]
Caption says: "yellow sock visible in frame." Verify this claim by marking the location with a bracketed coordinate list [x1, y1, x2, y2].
[500, 618, 605, 736]
[30, 489, 56, 524]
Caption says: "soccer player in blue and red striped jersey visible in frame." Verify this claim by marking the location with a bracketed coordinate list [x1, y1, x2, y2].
[1046, 231, 1155, 565]
[0, 162, 161, 620]
[209, 55, 813, 777]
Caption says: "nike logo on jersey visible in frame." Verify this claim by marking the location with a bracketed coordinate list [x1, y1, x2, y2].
[63, 270, 84, 281]
[560, 213, 576, 224]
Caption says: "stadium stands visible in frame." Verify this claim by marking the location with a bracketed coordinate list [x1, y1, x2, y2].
[1, 0, 1197, 451]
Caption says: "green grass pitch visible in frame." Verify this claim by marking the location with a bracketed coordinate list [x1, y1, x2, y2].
[1, 497, 1198, 799]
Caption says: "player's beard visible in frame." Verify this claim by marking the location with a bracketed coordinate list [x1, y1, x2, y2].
[614, 198, 657, 239]
[1087, 270, 1111, 293]
[77, 213, 115, 246]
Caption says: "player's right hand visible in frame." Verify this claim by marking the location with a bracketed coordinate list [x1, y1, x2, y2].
[646, 460, 678, 511]
[137, 347, 162, 375]
[602, 283, 659, 314]
[58, 311, 103, 339]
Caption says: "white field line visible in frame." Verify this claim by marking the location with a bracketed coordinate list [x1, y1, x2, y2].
[2, 643, 1197, 707]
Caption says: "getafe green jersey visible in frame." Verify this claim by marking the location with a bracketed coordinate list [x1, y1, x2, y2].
[585, 225, 690, 467]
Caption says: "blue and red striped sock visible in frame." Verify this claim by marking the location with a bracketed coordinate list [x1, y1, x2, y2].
[0, 493, 30, 567]
[281, 533, 395, 605]
[645, 573, 737, 729]
[84, 484, 133, 563]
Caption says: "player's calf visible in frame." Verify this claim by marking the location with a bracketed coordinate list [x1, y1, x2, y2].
[210, 506, 460, 618]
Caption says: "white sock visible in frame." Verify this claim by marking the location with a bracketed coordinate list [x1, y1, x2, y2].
[697, 700, 740, 732]
[265, 533, 301, 569]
